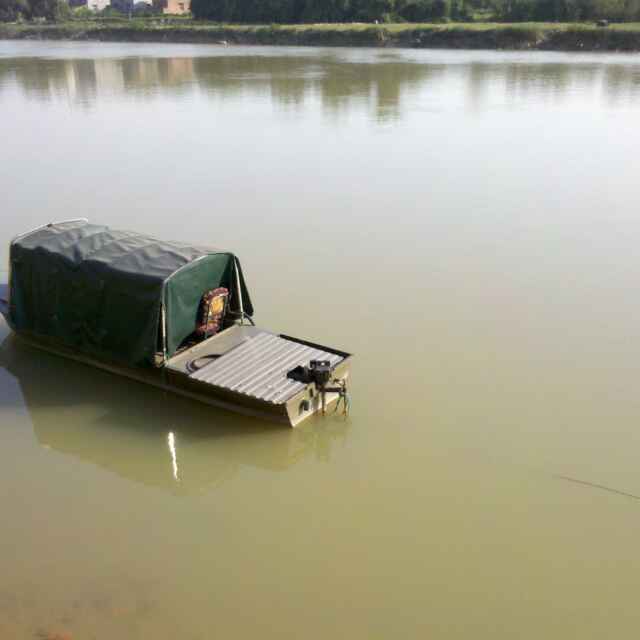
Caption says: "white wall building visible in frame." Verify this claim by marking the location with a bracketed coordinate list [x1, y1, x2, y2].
[87, 0, 111, 10]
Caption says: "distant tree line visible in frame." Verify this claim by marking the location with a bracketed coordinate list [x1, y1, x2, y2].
[0, 0, 158, 20]
[190, 0, 470, 22]
[3, 0, 640, 23]
[190, 0, 640, 21]
[493, 0, 640, 20]
[0, 0, 71, 21]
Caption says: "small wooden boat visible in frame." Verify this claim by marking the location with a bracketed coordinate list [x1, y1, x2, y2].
[0, 219, 352, 426]
[0, 331, 350, 492]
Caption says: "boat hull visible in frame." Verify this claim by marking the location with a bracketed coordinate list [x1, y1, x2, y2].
[1, 322, 351, 427]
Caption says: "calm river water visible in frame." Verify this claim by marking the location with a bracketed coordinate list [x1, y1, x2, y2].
[1, 40, 640, 639]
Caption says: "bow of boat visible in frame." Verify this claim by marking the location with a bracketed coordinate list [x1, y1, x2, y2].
[0, 282, 8, 322]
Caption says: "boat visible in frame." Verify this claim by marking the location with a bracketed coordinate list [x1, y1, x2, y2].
[0, 332, 350, 492]
[0, 219, 352, 427]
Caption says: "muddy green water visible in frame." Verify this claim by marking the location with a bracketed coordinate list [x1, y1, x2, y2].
[2, 40, 640, 639]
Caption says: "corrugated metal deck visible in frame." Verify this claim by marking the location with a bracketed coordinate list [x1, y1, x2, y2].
[189, 332, 343, 404]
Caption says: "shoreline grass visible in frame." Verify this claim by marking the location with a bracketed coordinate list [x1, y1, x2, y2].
[2, 20, 640, 50]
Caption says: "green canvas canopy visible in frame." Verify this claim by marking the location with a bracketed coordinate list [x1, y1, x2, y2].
[8, 220, 253, 368]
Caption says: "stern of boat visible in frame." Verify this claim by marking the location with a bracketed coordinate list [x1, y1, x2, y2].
[165, 326, 352, 427]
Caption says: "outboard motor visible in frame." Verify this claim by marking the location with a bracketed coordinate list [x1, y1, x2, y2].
[287, 360, 349, 415]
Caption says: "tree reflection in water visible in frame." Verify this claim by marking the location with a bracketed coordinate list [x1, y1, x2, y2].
[2, 50, 640, 119]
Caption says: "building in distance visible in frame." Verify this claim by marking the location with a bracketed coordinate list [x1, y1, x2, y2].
[153, 0, 190, 14]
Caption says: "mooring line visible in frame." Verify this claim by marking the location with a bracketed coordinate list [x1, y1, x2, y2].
[554, 475, 640, 501]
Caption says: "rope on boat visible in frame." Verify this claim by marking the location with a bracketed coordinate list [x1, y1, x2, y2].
[227, 310, 256, 326]
[186, 353, 221, 374]
[242, 312, 256, 326]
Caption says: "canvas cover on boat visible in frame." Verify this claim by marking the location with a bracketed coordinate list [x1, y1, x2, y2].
[8, 220, 253, 367]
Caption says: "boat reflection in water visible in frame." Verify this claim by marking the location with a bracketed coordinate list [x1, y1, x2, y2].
[0, 332, 350, 495]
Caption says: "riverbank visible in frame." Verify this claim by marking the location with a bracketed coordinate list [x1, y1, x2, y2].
[2, 20, 640, 51]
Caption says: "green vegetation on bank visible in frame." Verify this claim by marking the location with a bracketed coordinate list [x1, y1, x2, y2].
[191, 0, 640, 24]
[3, 18, 640, 50]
